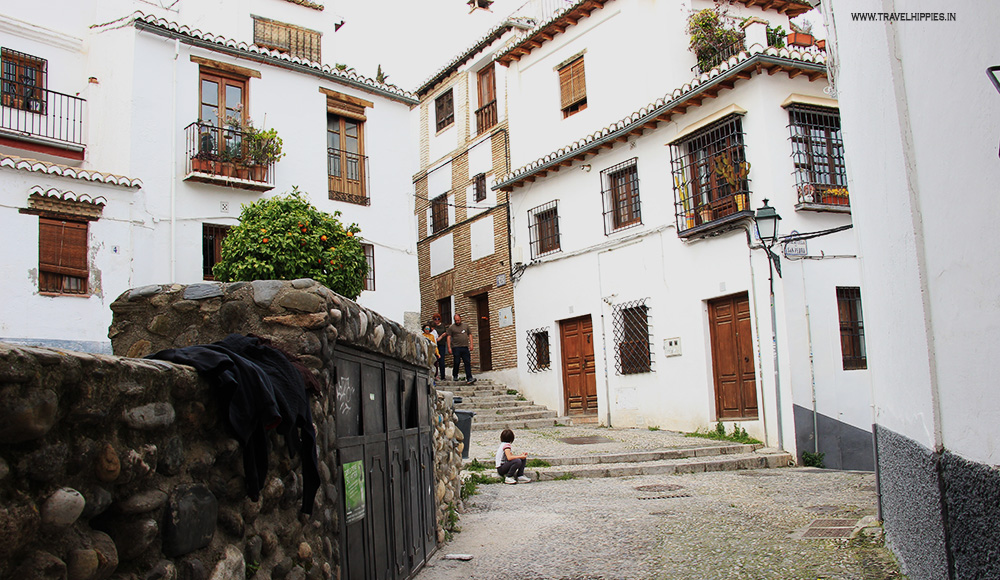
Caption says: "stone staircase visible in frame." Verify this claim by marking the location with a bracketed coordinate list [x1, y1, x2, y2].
[523, 443, 794, 481]
[437, 378, 559, 431]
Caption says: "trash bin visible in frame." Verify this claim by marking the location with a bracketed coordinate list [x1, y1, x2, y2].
[454, 410, 475, 459]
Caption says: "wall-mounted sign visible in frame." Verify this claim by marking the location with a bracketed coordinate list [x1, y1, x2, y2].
[498, 306, 513, 328]
[496, 273, 506, 287]
[343, 459, 366, 524]
[783, 230, 807, 257]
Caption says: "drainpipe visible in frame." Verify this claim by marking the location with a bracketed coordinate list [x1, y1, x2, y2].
[596, 251, 613, 427]
[805, 303, 819, 454]
[745, 227, 769, 447]
[170, 38, 179, 282]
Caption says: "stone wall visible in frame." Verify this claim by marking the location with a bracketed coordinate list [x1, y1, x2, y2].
[0, 279, 466, 579]
[432, 391, 465, 542]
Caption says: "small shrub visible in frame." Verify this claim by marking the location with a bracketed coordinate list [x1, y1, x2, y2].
[462, 472, 501, 500]
[686, 422, 762, 445]
[465, 458, 489, 472]
[506, 389, 518, 395]
[648, 426, 661, 431]
[443, 504, 460, 541]
[526, 458, 551, 468]
[553, 473, 576, 481]
[802, 451, 826, 468]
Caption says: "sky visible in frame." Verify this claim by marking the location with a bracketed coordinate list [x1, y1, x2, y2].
[329, 0, 537, 91]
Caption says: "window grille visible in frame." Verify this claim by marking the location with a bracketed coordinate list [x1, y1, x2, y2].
[788, 106, 848, 206]
[202, 223, 231, 280]
[362, 243, 375, 291]
[38, 218, 88, 295]
[431, 194, 449, 234]
[836, 287, 867, 370]
[327, 113, 368, 205]
[526, 327, 551, 372]
[474, 173, 487, 202]
[435, 89, 454, 132]
[613, 299, 653, 375]
[558, 56, 587, 117]
[669, 114, 751, 233]
[600, 158, 641, 234]
[1, 48, 47, 114]
[253, 16, 322, 63]
[528, 200, 560, 259]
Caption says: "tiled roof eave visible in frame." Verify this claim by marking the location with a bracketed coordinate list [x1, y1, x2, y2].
[496, 0, 613, 66]
[133, 17, 418, 105]
[416, 20, 534, 96]
[495, 53, 827, 192]
[0, 155, 143, 189]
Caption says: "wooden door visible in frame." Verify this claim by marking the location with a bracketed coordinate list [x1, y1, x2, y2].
[708, 293, 758, 419]
[474, 294, 492, 371]
[560, 315, 598, 415]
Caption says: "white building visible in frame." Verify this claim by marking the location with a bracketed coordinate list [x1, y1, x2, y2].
[496, 0, 873, 468]
[0, 0, 420, 353]
[824, 0, 1000, 576]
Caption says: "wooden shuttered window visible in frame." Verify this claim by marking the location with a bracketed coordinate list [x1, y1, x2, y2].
[252, 16, 322, 63]
[39, 218, 88, 294]
[435, 89, 454, 132]
[558, 56, 587, 117]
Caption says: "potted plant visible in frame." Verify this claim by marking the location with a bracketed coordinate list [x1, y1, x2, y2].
[822, 186, 849, 205]
[245, 122, 285, 182]
[815, 39, 826, 50]
[711, 155, 751, 209]
[687, 6, 744, 73]
[674, 175, 696, 229]
[797, 183, 816, 203]
[787, 20, 815, 47]
[191, 126, 219, 174]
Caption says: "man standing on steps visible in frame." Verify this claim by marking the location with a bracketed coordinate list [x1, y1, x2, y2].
[446, 313, 476, 384]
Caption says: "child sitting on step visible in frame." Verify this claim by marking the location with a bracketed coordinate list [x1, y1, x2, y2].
[495, 428, 531, 484]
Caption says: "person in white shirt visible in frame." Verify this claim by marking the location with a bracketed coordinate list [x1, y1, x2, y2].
[495, 428, 531, 484]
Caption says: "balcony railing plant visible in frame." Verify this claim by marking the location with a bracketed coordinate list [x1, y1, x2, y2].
[475, 100, 497, 134]
[797, 183, 849, 207]
[674, 156, 752, 233]
[0, 81, 85, 147]
[185, 119, 282, 187]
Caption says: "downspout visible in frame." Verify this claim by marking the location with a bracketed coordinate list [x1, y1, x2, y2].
[803, 264, 819, 454]
[745, 226, 769, 447]
[170, 38, 179, 282]
[596, 251, 613, 428]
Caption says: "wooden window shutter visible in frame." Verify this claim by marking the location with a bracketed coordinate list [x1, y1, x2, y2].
[559, 57, 586, 110]
[39, 218, 88, 278]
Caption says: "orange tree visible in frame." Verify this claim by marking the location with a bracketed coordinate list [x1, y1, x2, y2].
[213, 187, 367, 299]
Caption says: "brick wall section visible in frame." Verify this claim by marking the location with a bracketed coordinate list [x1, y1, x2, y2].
[413, 69, 516, 373]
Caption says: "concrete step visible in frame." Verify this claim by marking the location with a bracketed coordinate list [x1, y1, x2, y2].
[456, 400, 539, 412]
[536, 443, 762, 466]
[471, 408, 557, 421]
[471, 417, 559, 431]
[454, 395, 522, 406]
[436, 379, 501, 389]
[527, 449, 793, 481]
[449, 387, 513, 397]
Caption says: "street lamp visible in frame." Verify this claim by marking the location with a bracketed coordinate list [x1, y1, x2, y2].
[754, 199, 783, 450]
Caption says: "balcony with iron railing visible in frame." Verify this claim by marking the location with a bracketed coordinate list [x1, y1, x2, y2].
[795, 183, 850, 212]
[0, 80, 85, 156]
[184, 121, 275, 192]
[475, 100, 497, 135]
[328, 147, 369, 205]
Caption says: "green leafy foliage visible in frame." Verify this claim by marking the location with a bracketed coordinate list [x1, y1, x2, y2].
[686, 7, 743, 72]
[461, 472, 501, 500]
[213, 188, 367, 298]
[552, 473, 576, 481]
[465, 459, 490, 472]
[686, 421, 763, 445]
[526, 458, 551, 468]
[802, 451, 826, 468]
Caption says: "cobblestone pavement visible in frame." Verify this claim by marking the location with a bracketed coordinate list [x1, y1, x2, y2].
[417, 428, 905, 580]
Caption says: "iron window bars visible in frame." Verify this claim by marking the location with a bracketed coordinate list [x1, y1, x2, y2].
[836, 287, 867, 370]
[1, 48, 85, 146]
[526, 327, 551, 372]
[528, 200, 561, 259]
[362, 243, 375, 291]
[474, 173, 487, 202]
[435, 89, 454, 132]
[613, 299, 653, 375]
[601, 158, 642, 235]
[788, 105, 848, 207]
[253, 16, 322, 63]
[431, 194, 449, 234]
[670, 114, 751, 234]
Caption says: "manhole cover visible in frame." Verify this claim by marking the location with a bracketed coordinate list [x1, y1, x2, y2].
[803, 528, 853, 538]
[558, 436, 614, 445]
[635, 484, 683, 492]
[811, 519, 857, 527]
[637, 493, 692, 500]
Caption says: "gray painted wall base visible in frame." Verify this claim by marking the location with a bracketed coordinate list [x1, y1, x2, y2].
[793, 404, 874, 471]
[875, 425, 1000, 580]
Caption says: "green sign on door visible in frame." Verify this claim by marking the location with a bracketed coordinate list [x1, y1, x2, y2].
[343, 459, 366, 524]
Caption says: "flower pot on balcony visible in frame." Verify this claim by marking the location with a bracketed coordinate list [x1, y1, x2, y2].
[250, 164, 269, 182]
[192, 158, 213, 174]
[787, 32, 814, 47]
[821, 194, 849, 206]
[698, 206, 714, 224]
[815, 39, 826, 50]
[735, 193, 747, 211]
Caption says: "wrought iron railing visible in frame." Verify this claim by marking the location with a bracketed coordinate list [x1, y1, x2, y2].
[328, 147, 368, 205]
[0, 81, 85, 147]
[692, 36, 747, 75]
[475, 100, 497, 134]
[185, 121, 275, 186]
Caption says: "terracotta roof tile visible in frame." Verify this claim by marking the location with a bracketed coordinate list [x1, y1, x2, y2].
[0, 155, 142, 189]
